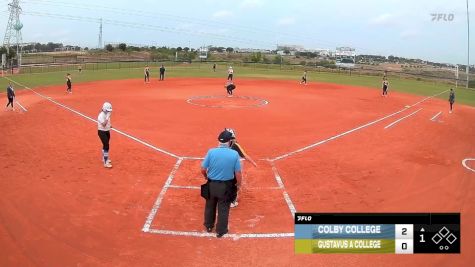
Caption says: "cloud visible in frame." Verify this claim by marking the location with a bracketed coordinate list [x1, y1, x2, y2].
[240, 0, 264, 9]
[212, 10, 233, 19]
[368, 13, 398, 27]
[277, 17, 296, 26]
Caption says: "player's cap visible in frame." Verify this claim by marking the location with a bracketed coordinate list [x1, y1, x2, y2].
[218, 130, 233, 143]
[102, 102, 113, 112]
[225, 128, 236, 139]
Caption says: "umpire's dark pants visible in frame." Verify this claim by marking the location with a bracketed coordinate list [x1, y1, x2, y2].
[204, 180, 232, 235]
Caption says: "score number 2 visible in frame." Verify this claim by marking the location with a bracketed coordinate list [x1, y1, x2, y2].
[297, 215, 312, 222]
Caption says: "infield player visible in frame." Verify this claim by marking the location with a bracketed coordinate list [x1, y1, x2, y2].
[227, 66, 234, 80]
[98, 102, 113, 168]
[66, 73, 72, 93]
[449, 88, 455, 113]
[382, 78, 389, 97]
[225, 128, 257, 208]
[5, 83, 15, 111]
[300, 70, 307, 85]
[144, 66, 150, 83]
[225, 80, 236, 97]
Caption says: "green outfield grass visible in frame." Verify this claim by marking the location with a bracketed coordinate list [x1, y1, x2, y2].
[1, 64, 474, 107]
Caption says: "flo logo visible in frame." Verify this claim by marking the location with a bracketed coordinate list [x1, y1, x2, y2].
[431, 13, 455, 22]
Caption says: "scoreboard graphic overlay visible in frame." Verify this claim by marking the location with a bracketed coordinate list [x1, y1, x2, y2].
[295, 213, 460, 254]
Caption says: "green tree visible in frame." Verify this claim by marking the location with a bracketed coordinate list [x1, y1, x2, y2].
[118, 43, 127, 51]
[250, 52, 262, 63]
[273, 55, 282, 64]
[226, 47, 234, 53]
[176, 47, 183, 52]
[105, 44, 113, 52]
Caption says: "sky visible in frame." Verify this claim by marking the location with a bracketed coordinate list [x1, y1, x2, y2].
[0, 0, 473, 64]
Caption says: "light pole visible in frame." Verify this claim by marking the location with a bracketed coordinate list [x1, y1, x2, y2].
[467, 0, 470, 88]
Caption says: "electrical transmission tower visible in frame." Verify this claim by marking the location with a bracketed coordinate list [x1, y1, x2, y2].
[3, 0, 23, 68]
[98, 18, 103, 49]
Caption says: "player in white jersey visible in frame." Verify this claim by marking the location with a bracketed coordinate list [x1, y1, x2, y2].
[97, 102, 113, 168]
[227, 66, 234, 80]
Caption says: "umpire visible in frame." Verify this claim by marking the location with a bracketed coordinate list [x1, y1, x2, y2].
[201, 130, 242, 238]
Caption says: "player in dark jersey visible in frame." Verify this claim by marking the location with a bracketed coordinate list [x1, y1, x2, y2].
[382, 78, 389, 97]
[449, 88, 455, 113]
[225, 128, 257, 208]
[225, 80, 236, 97]
[300, 70, 307, 85]
[66, 73, 72, 94]
[144, 66, 150, 83]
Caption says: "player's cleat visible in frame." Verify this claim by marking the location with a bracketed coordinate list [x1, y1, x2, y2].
[206, 227, 213, 233]
[104, 162, 113, 168]
[449, 110, 452, 113]
[230, 201, 238, 208]
[106, 159, 112, 164]
[216, 232, 226, 238]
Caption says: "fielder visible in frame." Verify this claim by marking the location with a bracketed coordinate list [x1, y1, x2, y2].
[227, 66, 234, 80]
[300, 70, 307, 85]
[144, 66, 150, 83]
[98, 102, 113, 168]
[449, 88, 455, 113]
[66, 73, 72, 94]
[382, 78, 389, 97]
[5, 83, 15, 111]
[225, 128, 257, 208]
[225, 80, 236, 97]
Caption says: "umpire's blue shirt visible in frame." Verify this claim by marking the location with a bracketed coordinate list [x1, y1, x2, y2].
[202, 144, 241, 181]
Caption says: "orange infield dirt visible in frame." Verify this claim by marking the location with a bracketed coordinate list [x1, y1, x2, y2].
[0, 77, 474, 266]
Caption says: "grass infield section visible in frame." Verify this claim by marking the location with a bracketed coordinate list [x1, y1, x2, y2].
[295, 239, 395, 254]
[1, 64, 474, 106]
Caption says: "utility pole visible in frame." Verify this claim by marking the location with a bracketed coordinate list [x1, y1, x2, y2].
[467, 0, 470, 88]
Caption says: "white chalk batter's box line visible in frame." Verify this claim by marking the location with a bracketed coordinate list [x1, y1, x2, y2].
[142, 157, 296, 239]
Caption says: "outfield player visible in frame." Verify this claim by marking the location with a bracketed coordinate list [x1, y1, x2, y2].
[300, 70, 307, 85]
[227, 66, 234, 80]
[382, 78, 389, 97]
[5, 83, 15, 111]
[159, 65, 165, 81]
[225, 80, 236, 97]
[66, 73, 72, 93]
[98, 102, 113, 168]
[144, 66, 150, 83]
[225, 128, 257, 208]
[449, 88, 455, 113]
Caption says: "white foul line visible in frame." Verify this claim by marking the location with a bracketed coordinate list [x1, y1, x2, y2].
[270, 161, 296, 218]
[462, 158, 475, 173]
[142, 158, 183, 232]
[147, 229, 294, 239]
[3, 77, 180, 159]
[15, 101, 27, 112]
[430, 111, 442, 121]
[384, 108, 423, 129]
[271, 90, 447, 161]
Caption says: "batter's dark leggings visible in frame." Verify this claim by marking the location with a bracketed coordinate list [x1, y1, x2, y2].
[145, 73, 150, 82]
[383, 87, 388, 95]
[450, 102, 454, 111]
[6, 97, 13, 107]
[98, 130, 110, 151]
[228, 74, 233, 80]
